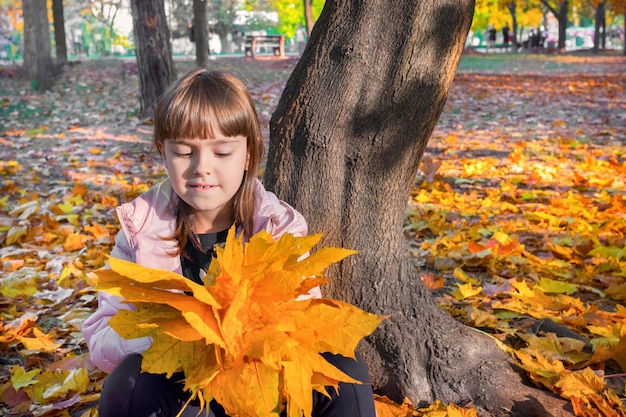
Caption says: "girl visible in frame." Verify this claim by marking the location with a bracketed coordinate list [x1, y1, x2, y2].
[82, 68, 377, 417]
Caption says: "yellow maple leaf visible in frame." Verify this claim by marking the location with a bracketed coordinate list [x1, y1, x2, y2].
[416, 399, 477, 417]
[553, 367, 605, 399]
[373, 395, 417, 417]
[447, 403, 478, 417]
[84, 223, 110, 241]
[10, 366, 41, 390]
[571, 390, 626, 417]
[537, 277, 578, 295]
[514, 350, 565, 389]
[95, 228, 385, 417]
[0, 269, 39, 297]
[26, 368, 90, 404]
[17, 327, 60, 352]
[608, 326, 626, 372]
[451, 282, 482, 300]
[63, 232, 91, 252]
[519, 333, 591, 366]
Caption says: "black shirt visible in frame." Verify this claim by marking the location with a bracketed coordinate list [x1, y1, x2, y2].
[180, 230, 228, 285]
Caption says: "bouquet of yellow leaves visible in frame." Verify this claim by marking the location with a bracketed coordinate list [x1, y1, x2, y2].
[94, 228, 384, 417]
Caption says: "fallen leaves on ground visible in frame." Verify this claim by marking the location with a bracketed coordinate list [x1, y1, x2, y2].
[0, 53, 625, 416]
[408, 53, 626, 415]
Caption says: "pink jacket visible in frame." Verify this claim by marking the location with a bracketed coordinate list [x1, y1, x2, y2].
[82, 178, 312, 373]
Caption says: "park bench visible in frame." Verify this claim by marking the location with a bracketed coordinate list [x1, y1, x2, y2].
[244, 35, 285, 58]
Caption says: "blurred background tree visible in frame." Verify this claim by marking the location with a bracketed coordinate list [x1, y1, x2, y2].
[22, 0, 54, 90]
[470, 0, 624, 52]
[2, 0, 624, 61]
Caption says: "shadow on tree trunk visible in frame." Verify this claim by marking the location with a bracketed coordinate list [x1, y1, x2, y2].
[266, 1, 574, 415]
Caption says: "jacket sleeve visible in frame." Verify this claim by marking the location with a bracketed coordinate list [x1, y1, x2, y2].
[253, 179, 308, 239]
[82, 230, 153, 374]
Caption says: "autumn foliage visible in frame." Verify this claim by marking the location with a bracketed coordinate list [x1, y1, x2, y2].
[1, 55, 625, 416]
[94, 229, 384, 417]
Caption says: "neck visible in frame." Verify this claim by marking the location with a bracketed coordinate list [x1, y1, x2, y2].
[192, 213, 234, 234]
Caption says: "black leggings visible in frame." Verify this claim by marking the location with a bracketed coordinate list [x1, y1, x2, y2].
[98, 352, 377, 417]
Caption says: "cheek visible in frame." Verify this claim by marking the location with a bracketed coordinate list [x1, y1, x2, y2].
[165, 158, 188, 176]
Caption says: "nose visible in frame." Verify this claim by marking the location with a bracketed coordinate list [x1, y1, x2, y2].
[193, 150, 214, 176]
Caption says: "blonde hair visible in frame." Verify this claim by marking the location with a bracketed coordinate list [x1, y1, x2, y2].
[153, 68, 264, 253]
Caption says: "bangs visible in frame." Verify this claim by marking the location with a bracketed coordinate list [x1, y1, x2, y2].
[155, 71, 259, 142]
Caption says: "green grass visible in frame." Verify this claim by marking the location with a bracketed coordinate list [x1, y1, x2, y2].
[457, 50, 625, 74]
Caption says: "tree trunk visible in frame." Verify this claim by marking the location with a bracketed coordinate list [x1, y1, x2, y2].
[541, 0, 568, 50]
[193, 0, 209, 67]
[107, 3, 121, 45]
[22, 0, 54, 90]
[593, 2, 606, 52]
[303, 0, 314, 36]
[508, 1, 519, 52]
[51, 0, 67, 63]
[265, 1, 571, 415]
[130, 0, 176, 118]
[557, 1, 568, 50]
[556, 0, 569, 51]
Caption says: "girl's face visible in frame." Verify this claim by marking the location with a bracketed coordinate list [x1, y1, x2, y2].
[161, 130, 249, 234]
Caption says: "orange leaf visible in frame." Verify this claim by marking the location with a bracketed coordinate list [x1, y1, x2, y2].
[16, 327, 60, 352]
[554, 368, 605, 399]
[63, 232, 90, 251]
[467, 241, 487, 254]
[72, 182, 88, 197]
[84, 223, 109, 240]
[420, 272, 444, 290]
[374, 395, 416, 417]
[571, 391, 625, 417]
[2, 259, 25, 272]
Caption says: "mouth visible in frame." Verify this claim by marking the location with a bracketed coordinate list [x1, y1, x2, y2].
[190, 184, 216, 190]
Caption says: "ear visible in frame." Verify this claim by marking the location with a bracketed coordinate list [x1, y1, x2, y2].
[245, 151, 250, 170]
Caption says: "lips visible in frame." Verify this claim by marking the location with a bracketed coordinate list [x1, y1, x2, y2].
[190, 184, 216, 190]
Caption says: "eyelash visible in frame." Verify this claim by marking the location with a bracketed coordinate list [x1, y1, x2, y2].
[174, 152, 231, 157]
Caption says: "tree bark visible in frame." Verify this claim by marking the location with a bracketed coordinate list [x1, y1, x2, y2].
[22, 0, 54, 90]
[130, 0, 176, 118]
[557, 1, 569, 50]
[507, 1, 519, 52]
[593, 2, 606, 52]
[193, 0, 209, 67]
[541, 0, 568, 50]
[51, 0, 67, 63]
[265, 1, 571, 415]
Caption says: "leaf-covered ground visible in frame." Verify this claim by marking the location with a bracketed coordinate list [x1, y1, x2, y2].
[0, 52, 625, 416]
